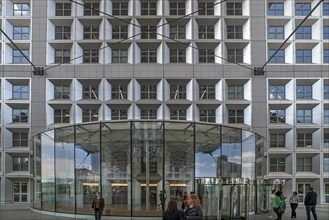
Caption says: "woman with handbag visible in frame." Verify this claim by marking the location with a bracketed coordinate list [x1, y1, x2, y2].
[272, 191, 283, 220]
[289, 191, 298, 218]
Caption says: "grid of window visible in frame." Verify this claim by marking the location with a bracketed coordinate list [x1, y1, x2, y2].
[199, 26, 214, 39]
[14, 3, 30, 16]
[13, 109, 28, 123]
[324, 50, 329, 63]
[54, 85, 70, 99]
[112, 49, 128, 63]
[13, 157, 29, 171]
[141, 26, 157, 39]
[228, 85, 244, 99]
[83, 49, 99, 63]
[170, 49, 186, 63]
[200, 109, 215, 123]
[141, 109, 157, 119]
[55, 49, 70, 63]
[228, 110, 244, 123]
[13, 133, 28, 147]
[323, 26, 329, 39]
[170, 109, 186, 120]
[297, 133, 313, 148]
[199, 85, 215, 99]
[13, 49, 29, 64]
[268, 26, 284, 39]
[56, 3, 71, 16]
[112, 2, 128, 16]
[55, 26, 71, 39]
[112, 85, 128, 99]
[269, 49, 285, 63]
[270, 133, 285, 148]
[198, 1, 214, 15]
[295, 3, 311, 16]
[270, 158, 285, 172]
[170, 26, 185, 39]
[54, 109, 70, 123]
[13, 85, 29, 99]
[141, 85, 157, 99]
[141, 49, 157, 63]
[269, 85, 285, 99]
[268, 3, 284, 16]
[296, 26, 312, 39]
[199, 49, 215, 63]
[324, 3, 329, 16]
[170, 2, 185, 15]
[324, 157, 329, 172]
[84, 2, 99, 16]
[141, 2, 157, 15]
[297, 109, 312, 123]
[227, 26, 243, 39]
[227, 2, 242, 15]
[296, 49, 312, 63]
[325, 133, 329, 148]
[270, 110, 286, 123]
[325, 85, 329, 99]
[83, 85, 98, 99]
[297, 158, 312, 172]
[170, 85, 186, 99]
[112, 26, 128, 39]
[112, 109, 128, 120]
[13, 27, 29, 40]
[297, 85, 312, 99]
[83, 26, 99, 39]
[324, 110, 329, 123]
[228, 49, 243, 63]
[82, 109, 99, 122]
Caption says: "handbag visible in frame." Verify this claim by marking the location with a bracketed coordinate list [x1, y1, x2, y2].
[279, 202, 286, 213]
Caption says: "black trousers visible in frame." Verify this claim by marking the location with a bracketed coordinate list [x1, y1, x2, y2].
[290, 203, 298, 217]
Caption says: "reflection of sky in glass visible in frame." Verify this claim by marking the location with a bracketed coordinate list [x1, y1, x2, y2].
[222, 143, 241, 164]
[195, 148, 220, 177]
[75, 147, 100, 173]
[242, 132, 256, 179]
[41, 133, 55, 182]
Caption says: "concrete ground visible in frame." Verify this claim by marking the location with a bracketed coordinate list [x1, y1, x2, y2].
[0, 203, 328, 220]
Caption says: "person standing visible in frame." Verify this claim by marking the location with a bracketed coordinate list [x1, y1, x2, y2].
[163, 200, 183, 220]
[304, 187, 317, 220]
[272, 191, 283, 220]
[92, 192, 105, 220]
[183, 194, 204, 219]
[289, 191, 298, 218]
[269, 189, 277, 219]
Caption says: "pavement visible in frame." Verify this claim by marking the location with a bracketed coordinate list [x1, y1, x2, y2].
[0, 203, 328, 220]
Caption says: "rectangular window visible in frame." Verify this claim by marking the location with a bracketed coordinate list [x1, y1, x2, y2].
[296, 49, 312, 63]
[228, 85, 244, 99]
[323, 26, 329, 39]
[170, 2, 185, 15]
[297, 109, 312, 123]
[324, 85, 329, 99]
[228, 49, 243, 63]
[55, 49, 70, 63]
[199, 49, 215, 63]
[297, 85, 312, 99]
[112, 109, 128, 120]
[55, 26, 71, 39]
[297, 133, 312, 147]
[268, 26, 284, 39]
[84, 26, 99, 39]
[84, 2, 99, 16]
[13, 85, 29, 99]
[199, 85, 215, 99]
[55, 3, 71, 16]
[141, 109, 157, 119]
[112, 2, 128, 16]
[268, 49, 285, 63]
[141, 85, 157, 99]
[200, 109, 215, 123]
[170, 109, 186, 120]
[13, 26, 29, 40]
[112, 49, 128, 63]
[324, 110, 329, 123]
[82, 109, 98, 122]
[297, 158, 312, 172]
[170, 26, 185, 39]
[268, 3, 284, 16]
[141, 49, 157, 63]
[199, 26, 214, 39]
[325, 132, 329, 148]
[14, 3, 29, 16]
[0, 3, 2, 16]
[112, 26, 128, 39]
[324, 49, 329, 64]
[83, 49, 99, 63]
[296, 26, 312, 39]
[170, 85, 186, 99]
[13, 133, 28, 147]
[13, 109, 29, 123]
[227, 26, 243, 39]
[198, 1, 214, 15]
[54, 85, 70, 99]
[270, 109, 286, 123]
[141, 1, 157, 15]
[227, 2, 242, 15]
[13, 49, 29, 64]
[295, 3, 311, 16]
[324, 3, 329, 16]
[228, 109, 244, 123]
[112, 85, 127, 99]
[170, 49, 186, 63]
[83, 85, 98, 99]
[324, 157, 329, 172]
[270, 133, 285, 148]
[269, 85, 285, 99]
[13, 157, 29, 171]
[141, 26, 157, 39]
[270, 158, 285, 172]
[54, 109, 70, 123]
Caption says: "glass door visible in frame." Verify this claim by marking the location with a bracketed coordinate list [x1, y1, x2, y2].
[13, 182, 28, 203]
[297, 183, 311, 203]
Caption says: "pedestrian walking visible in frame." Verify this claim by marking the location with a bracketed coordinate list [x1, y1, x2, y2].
[289, 191, 298, 218]
[304, 187, 317, 220]
[272, 191, 284, 220]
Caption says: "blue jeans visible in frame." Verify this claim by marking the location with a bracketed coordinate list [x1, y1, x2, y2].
[306, 205, 317, 220]
[94, 208, 102, 220]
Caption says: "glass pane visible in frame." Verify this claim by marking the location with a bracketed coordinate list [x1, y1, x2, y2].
[242, 131, 256, 180]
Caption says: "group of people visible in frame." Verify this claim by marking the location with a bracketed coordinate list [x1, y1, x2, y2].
[269, 187, 318, 220]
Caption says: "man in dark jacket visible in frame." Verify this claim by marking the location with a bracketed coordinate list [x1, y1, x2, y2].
[304, 187, 317, 220]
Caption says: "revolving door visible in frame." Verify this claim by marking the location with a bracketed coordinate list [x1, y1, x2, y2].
[196, 178, 249, 220]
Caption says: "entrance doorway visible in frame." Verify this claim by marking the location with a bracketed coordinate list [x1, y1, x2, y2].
[13, 182, 28, 203]
[297, 183, 311, 203]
